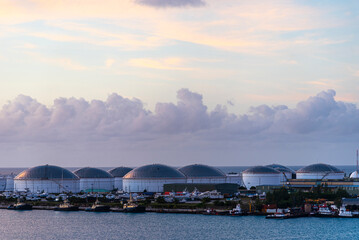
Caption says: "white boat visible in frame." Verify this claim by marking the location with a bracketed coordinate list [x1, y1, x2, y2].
[338, 206, 353, 217]
[229, 204, 242, 215]
[318, 205, 334, 216]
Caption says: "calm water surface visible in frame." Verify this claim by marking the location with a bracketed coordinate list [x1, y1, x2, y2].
[0, 210, 359, 240]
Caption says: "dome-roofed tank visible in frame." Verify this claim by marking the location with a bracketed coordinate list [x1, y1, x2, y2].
[108, 167, 133, 191]
[266, 164, 295, 181]
[123, 164, 186, 193]
[108, 167, 133, 178]
[265, 164, 295, 174]
[350, 171, 359, 178]
[74, 167, 114, 192]
[15, 165, 78, 180]
[242, 166, 281, 189]
[243, 166, 280, 174]
[14, 165, 80, 193]
[178, 164, 225, 177]
[296, 163, 344, 180]
[124, 164, 185, 179]
[74, 167, 113, 178]
[178, 164, 226, 184]
[296, 163, 342, 173]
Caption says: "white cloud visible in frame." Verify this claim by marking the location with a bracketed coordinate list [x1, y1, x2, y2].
[0, 89, 358, 143]
[128, 58, 193, 70]
[134, 0, 206, 8]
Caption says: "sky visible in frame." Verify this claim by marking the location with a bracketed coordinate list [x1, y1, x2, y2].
[0, 0, 358, 167]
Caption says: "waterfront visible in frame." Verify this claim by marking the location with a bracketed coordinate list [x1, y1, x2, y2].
[1, 210, 359, 240]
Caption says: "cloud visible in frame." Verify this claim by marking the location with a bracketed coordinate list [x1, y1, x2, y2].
[1, 89, 358, 166]
[105, 58, 115, 68]
[128, 58, 193, 70]
[0, 89, 358, 144]
[25, 52, 88, 71]
[134, 0, 206, 8]
[0, 1, 344, 55]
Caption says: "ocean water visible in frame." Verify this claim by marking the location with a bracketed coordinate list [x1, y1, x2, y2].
[1, 210, 359, 240]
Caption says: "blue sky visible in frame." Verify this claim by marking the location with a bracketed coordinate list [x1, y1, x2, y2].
[0, 0, 358, 167]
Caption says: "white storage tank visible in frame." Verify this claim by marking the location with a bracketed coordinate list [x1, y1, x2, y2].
[3, 175, 14, 191]
[14, 165, 80, 193]
[178, 164, 226, 184]
[296, 163, 345, 180]
[266, 164, 295, 183]
[123, 164, 186, 193]
[242, 166, 282, 189]
[0, 177, 7, 191]
[350, 171, 359, 179]
[74, 167, 114, 192]
[225, 173, 243, 186]
[108, 167, 133, 191]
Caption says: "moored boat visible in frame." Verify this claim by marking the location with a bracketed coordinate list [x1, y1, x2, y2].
[338, 206, 353, 218]
[54, 199, 79, 211]
[266, 213, 288, 219]
[123, 194, 145, 213]
[85, 199, 110, 212]
[229, 204, 243, 216]
[203, 208, 229, 215]
[317, 204, 335, 217]
[8, 198, 32, 210]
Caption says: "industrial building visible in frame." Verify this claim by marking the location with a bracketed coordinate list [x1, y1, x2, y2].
[296, 163, 345, 180]
[178, 164, 226, 184]
[123, 164, 186, 192]
[242, 166, 282, 189]
[14, 165, 80, 193]
[108, 167, 133, 191]
[74, 167, 114, 192]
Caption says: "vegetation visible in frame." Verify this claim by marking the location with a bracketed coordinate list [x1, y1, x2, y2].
[265, 187, 350, 208]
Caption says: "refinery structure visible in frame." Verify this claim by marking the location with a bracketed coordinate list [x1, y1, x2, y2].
[2, 158, 359, 194]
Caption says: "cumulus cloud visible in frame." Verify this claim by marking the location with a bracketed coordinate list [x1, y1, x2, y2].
[134, 0, 206, 8]
[0, 89, 358, 143]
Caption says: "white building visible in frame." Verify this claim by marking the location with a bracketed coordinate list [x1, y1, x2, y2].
[74, 167, 114, 192]
[178, 164, 227, 184]
[14, 165, 80, 193]
[296, 163, 345, 180]
[108, 167, 133, 191]
[242, 166, 282, 189]
[123, 164, 186, 193]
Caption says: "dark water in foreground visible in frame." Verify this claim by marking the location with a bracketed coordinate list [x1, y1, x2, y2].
[1, 210, 359, 240]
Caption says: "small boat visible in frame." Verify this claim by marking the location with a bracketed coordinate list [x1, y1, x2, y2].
[338, 206, 353, 218]
[266, 213, 288, 219]
[85, 199, 110, 212]
[317, 204, 335, 217]
[8, 198, 32, 210]
[229, 204, 243, 216]
[54, 199, 79, 211]
[123, 194, 145, 213]
[203, 208, 229, 215]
